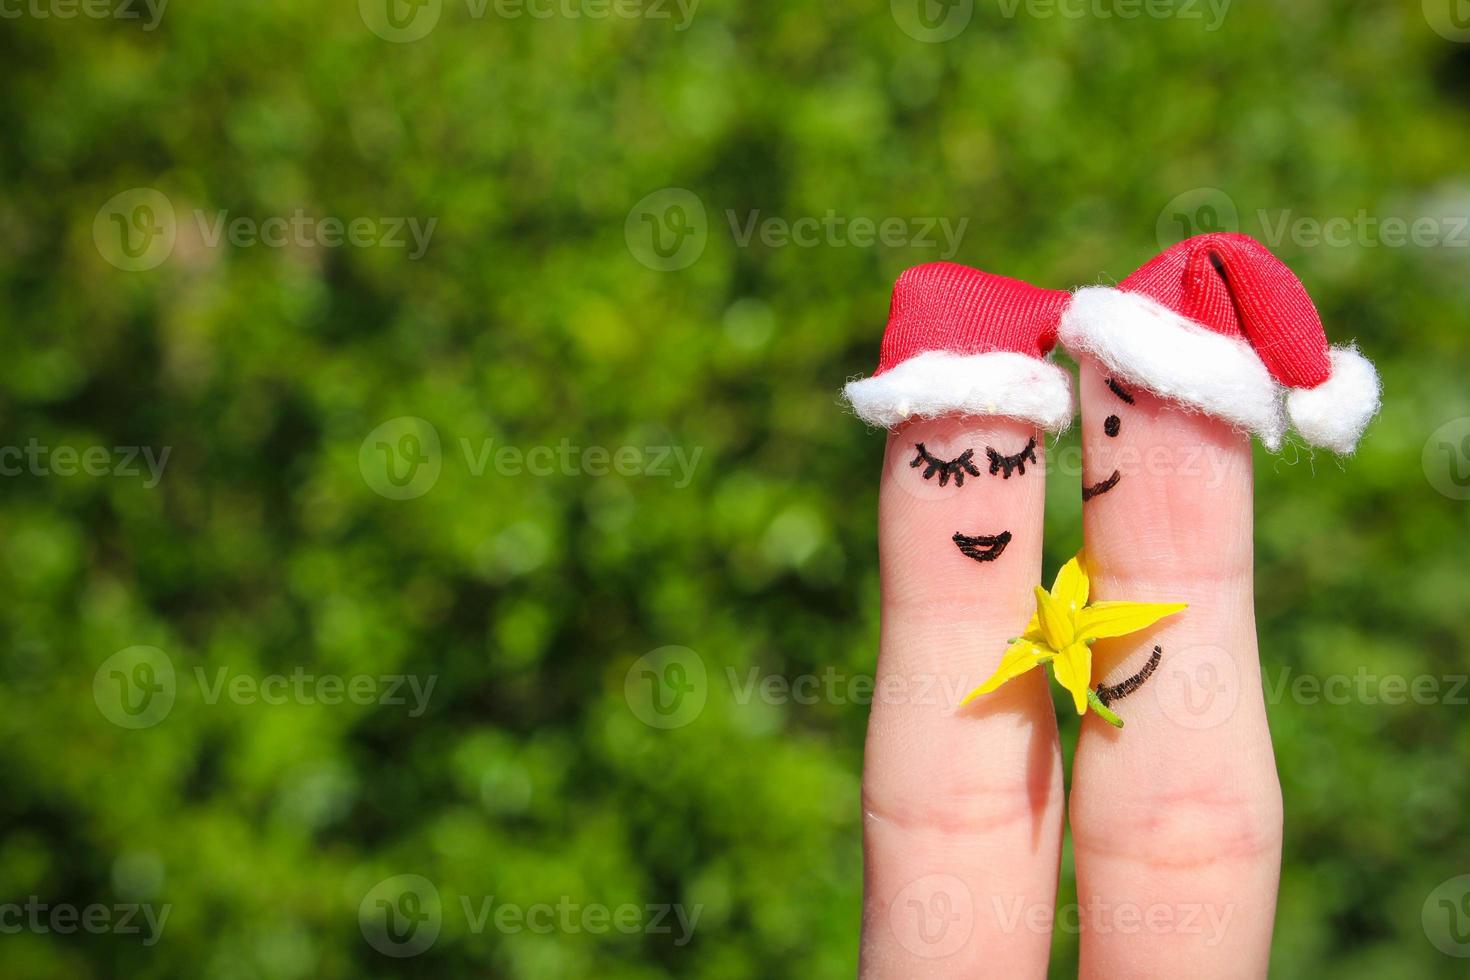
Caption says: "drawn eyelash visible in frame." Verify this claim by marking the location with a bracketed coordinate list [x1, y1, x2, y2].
[911, 443, 981, 487]
[1106, 377, 1135, 405]
[986, 437, 1037, 479]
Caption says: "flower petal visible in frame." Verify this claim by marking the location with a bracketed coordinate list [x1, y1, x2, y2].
[1050, 551, 1090, 613]
[1051, 642, 1092, 715]
[1076, 601, 1187, 642]
[961, 639, 1048, 705]
[1033, 585, 1074, 649]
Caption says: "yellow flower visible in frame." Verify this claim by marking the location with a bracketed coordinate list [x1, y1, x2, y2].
[961, 552, 1186, 727]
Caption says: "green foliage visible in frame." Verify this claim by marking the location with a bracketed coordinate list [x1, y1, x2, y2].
[2, 0, 1469, 976]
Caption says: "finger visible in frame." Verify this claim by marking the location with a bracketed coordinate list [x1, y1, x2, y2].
[860, 415, 1063, 979]
[1068, 357, 1282, 978]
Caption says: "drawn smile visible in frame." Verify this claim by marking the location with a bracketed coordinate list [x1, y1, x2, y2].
[952, 531, 1012, 563]
[1082, 470, 1121, 501]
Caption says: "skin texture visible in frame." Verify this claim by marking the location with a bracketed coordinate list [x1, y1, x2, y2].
[1069, 356, 1282, 978]
[860, 417, 1063, 977]
[859, 362, 1282, 978]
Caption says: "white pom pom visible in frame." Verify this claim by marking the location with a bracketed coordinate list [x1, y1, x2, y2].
[1284, 346, 1381, 454]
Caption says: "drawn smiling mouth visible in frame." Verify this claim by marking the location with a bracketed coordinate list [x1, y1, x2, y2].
[1082, 470, 1121, 501]
[952, 531, 1012, 563]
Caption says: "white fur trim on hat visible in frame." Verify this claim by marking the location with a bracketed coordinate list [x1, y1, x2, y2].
[1058, 287, 1287, 450]
[843, 349, 1074, 430]
[1284, 346, 1381, 455]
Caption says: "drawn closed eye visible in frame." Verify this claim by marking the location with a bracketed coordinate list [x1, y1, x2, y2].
[911, 443, 982, 487]
[986, 437, 1037, 479]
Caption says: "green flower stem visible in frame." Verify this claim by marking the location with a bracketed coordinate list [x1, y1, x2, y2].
[1086, 688, 1125, 728]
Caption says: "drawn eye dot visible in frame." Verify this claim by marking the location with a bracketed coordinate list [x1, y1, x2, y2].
[1104, 415, 1121, 438]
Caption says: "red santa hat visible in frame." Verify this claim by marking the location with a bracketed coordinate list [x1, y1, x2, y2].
[843, 262, 1074, 430]
[1058, 233, 1380, 453]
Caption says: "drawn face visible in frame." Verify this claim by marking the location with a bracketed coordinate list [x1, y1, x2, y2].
[893, 423, 1046, 567]
[1081, 376, 1133, 502]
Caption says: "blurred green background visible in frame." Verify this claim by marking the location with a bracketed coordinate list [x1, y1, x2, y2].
[2, 0, 1469, 976]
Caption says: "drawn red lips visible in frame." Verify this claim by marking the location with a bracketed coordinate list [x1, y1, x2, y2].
[952, 531, 1012, 563]
[1082, 469, 1121, 501]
